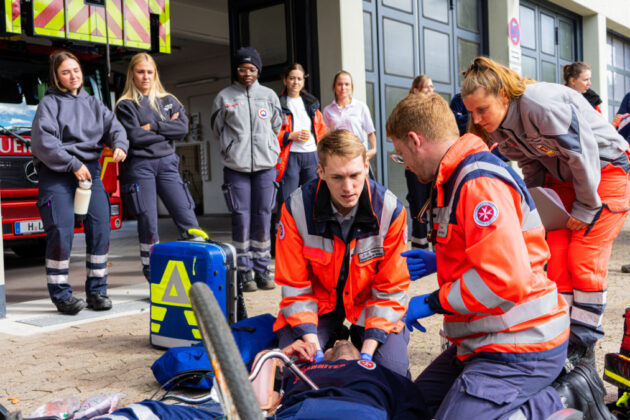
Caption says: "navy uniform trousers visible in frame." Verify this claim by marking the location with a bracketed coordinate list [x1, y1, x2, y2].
[415, 343, 566, 420]
[279, 151, 319, 204]
[121, 154, 198, 277]
[37, 160, 110, 303]
[405, 169, 431, 248]
[222, 166, 277, 274]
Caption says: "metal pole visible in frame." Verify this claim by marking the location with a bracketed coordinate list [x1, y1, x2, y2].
[0, 189, 6, 319]
[105, 0, 111, 78]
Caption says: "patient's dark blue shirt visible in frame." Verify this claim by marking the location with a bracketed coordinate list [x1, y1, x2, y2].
[279, 359, 428, 419]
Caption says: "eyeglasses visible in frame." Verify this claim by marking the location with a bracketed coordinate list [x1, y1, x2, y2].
[391, 153, 404, 164]
[237, 67, 258, 75]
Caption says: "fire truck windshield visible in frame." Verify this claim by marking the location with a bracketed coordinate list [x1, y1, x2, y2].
[0, 100, 36, 137]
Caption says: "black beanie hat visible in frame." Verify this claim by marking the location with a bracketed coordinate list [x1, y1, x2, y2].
[234, 46, 262, 73]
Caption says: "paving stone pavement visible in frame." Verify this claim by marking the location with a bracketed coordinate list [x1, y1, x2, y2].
[2, 216, 630, 417]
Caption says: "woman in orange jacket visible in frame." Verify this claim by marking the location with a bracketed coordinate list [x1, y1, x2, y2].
[276, 63, 327, 204]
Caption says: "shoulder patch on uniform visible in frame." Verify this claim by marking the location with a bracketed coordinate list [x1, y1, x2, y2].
[278, 221, 285, 240]
[357, 360, 376, 370]
[473, 201, 499, 226]
[258, 108, 269, 119]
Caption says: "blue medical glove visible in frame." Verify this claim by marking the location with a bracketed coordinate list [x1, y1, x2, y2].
[405, 293, 436, 333]
[401, 249, 437, 280]
[360, 352, 373, 361]
[314, 349, 324, 363]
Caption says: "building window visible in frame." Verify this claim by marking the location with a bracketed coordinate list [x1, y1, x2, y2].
[519, 1, 578, 84]
[364, 12, 374, 72]
[607, 32, 630, 120]
[383, 17, 415, 77]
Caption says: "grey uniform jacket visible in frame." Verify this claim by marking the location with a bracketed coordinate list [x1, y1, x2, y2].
[31, 88, 128, 173]
[210, 80, 282, 173]
[490, 82, 628, 223]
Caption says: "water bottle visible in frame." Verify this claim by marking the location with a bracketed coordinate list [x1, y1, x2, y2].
[74, 179, 92, 221]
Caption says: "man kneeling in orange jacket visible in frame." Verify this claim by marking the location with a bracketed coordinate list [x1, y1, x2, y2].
[272, 129, 411, 377]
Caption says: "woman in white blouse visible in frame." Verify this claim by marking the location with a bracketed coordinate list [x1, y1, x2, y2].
[322, 71, 377, 161]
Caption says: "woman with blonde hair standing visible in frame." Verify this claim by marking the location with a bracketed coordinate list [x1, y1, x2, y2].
[116, 53, 200, 282]
[461, 56, 630, 370]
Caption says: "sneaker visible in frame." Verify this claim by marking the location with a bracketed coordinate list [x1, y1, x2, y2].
[239, 270, 257, 293]
[55, 296, 87, 315]
[254, 270, 276, 290]
[553, 362, 615, 420]
[87, 294, 113, 311]
[622, 264, 630, 273]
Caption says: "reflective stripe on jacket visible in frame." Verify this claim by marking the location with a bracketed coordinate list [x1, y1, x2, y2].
[432, 134, 569, 361]
[273, 178, 410, 342]
[276, 91, 328, 182]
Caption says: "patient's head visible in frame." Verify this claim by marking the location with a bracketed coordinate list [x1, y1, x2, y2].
[324, 340, 361, 361]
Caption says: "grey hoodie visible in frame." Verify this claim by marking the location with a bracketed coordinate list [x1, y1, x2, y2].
[210, 80, 281, 172]
[31, 88, 128, 173]
[490, 82, 628, 223]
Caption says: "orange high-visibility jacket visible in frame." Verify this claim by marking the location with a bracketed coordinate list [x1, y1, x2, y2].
[273, 178, 410, 342]
[275, 91, 328, 182]
[428, 134, 569, 361]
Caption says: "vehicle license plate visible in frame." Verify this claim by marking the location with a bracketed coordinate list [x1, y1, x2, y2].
[14, 219, 44, 235]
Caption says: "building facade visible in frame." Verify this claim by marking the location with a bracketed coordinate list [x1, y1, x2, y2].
[160, 0, 630, 211]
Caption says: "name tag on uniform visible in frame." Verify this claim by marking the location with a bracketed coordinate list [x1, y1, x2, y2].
[437, 223, 448, 238]
[358, 247, 385, 263]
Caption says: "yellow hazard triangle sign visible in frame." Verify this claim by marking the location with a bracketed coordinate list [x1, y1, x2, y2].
[150, 260, 200, 338]
[151, 260, 192, 307]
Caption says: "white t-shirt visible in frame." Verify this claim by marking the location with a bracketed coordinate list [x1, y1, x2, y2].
[287, 96, 317, 153]
[322, 98, 376, 148]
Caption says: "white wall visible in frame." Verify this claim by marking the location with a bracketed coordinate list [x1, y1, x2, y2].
[317, 0, 367, 106]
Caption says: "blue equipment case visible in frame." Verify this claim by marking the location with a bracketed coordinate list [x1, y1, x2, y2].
[149, 238, 238, 348]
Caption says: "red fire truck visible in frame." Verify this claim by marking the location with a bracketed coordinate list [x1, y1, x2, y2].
[0, 0, 171, 257]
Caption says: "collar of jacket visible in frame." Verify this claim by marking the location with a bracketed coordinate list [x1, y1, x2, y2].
[434, 133, 490, 206]
[233, 79, 260, 95]
[279, 90, 320, 114]
[498, 97, 522, 133]
[46, 87, 89, 99]
[311, 177, 379, 239]
[583, 88, 602, 107]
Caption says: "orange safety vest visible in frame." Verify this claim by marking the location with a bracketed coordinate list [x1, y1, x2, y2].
[432, 134, 569, 361]
[273, 178, 409, 339]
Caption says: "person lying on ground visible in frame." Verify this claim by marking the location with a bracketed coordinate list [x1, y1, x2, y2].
[270, 339, 429, 419]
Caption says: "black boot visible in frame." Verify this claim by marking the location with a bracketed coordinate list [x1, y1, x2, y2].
[553, 362, 615, 420]
[568, 342, 596, 370]
[236, 274, 248, 321]
[254, 270, 276, 290]
[239, 270, 257, 292]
